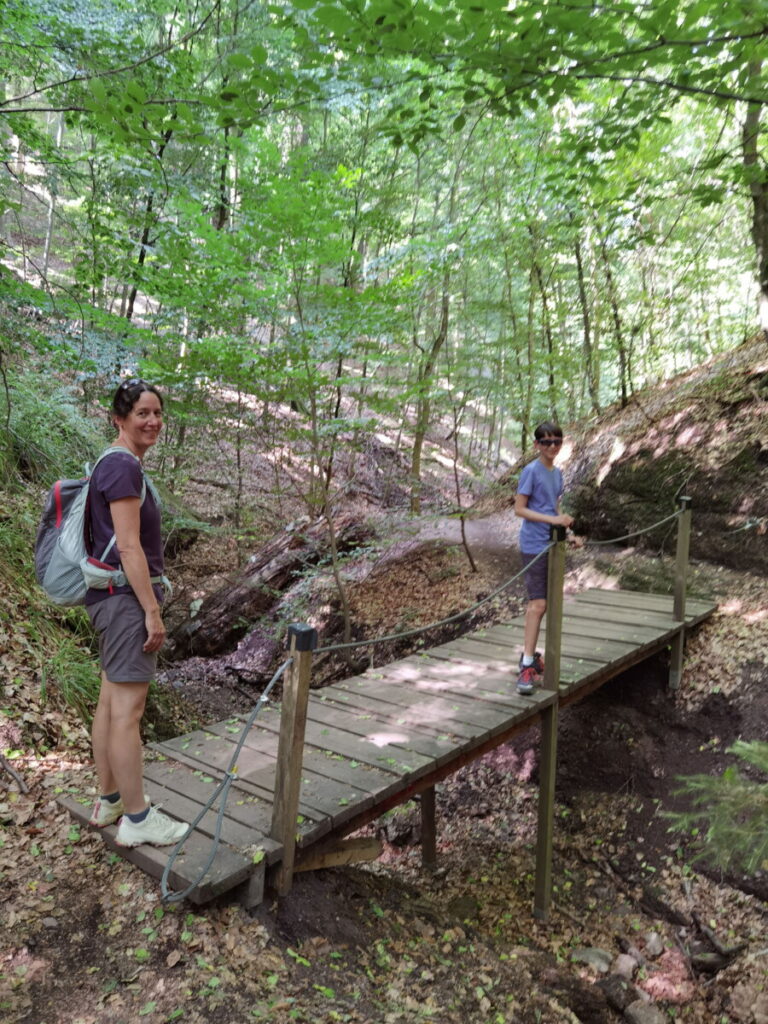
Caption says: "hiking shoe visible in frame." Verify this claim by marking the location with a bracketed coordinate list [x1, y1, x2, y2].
[89, 793, 150, 828]
[516, 664, 539, 696]
[519, 651, 545, 678]
[89, 796, 124, 828]
[115, 805, 189, 848]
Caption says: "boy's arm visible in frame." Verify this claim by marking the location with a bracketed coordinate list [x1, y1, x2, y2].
[515, 492, 573, 528]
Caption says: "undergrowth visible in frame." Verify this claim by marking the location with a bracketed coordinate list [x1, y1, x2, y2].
[0, 490, 101, 721]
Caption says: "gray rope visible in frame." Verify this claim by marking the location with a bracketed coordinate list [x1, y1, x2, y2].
[160, 656, 293, 904]
[314, 542, 555, 656]
[584, 509, 682, 547]
[723, 517, 766, 536]
[317, 505, 687, 655]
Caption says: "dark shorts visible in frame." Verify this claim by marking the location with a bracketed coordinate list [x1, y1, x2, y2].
[521, 550, 548, 602]
[86, 593, 157, 683]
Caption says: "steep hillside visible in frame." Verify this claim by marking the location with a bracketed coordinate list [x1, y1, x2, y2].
[475, 333, 768, 575]
[569, 334, 767, 572]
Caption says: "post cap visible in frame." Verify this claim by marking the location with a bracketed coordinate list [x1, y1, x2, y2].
[549, 524, 567, 541]
[677, 495, 692, 510]
[287, 623, 318, 651]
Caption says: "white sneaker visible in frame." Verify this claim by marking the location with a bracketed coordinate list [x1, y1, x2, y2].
[115, 805, 189, 847]
[90, 796, 124, 828]
[89, 792, 150, 828]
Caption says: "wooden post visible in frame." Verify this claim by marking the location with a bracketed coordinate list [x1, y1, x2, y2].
[420, 785, 437, 871]
[669, 496, 692, 691]
[270, 623, 317, 896]
[534, 525, 566, 921]
[541, 527, 566, 694]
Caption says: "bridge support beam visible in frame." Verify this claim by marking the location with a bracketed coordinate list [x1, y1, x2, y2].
[534, 526, 566, 921]
[669, 496, 692, 690]
[270, 623, 317, 896]
[420, 785, 437, 871]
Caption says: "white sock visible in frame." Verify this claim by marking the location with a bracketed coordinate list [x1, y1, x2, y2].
[522, 655, 534, 667]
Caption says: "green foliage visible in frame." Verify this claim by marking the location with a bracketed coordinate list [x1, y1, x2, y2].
[1, 372, 105, 483]
[667, 741, 768, 875]
[0, 492, 100, 721]
[0, 0, 765, 475]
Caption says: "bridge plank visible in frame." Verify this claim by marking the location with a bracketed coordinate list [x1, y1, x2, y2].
[59, 794, 257, 903]
[199, 716, 405, 799]
[323, 679, 512, 735]
[480, 624, 637, 660]
[309, 697, 482, 745]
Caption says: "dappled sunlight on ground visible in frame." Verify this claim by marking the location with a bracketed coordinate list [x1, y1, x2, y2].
[596, 434, 626, 485]
[720, 597, 768, 625]
[563, 560, 625, 594]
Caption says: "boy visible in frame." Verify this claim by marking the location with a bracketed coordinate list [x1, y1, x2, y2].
[514, 422, 573, 695]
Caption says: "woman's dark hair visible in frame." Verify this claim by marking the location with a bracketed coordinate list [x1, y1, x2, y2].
[533, 421, 563, 440]
[112, 379, 163, 419]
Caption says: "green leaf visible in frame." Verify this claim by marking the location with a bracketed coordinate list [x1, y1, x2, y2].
[227, 52, 253, 71]
[313, 5, 355, 32]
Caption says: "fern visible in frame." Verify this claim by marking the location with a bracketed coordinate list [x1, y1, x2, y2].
[667, 741, 768, 875]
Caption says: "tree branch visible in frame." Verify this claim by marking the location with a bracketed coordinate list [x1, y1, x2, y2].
[568, 71, 768, 106]
[0, 0, 223, 109]
[0, 754, 29, 794]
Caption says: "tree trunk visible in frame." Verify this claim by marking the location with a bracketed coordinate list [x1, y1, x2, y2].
[574, 234, 600, 414]
[410, 277, 450, 514]
[167, 513, 370, 659]
[42, 114, 64, 278]
[125, 127, 173, 321]
[742, 58, 768, 334]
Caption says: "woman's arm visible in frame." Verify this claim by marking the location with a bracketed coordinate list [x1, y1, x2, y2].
[110, 496, 165, 653]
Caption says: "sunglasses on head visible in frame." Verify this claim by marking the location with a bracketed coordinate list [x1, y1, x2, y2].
[119, 378, 149, 390]
[537, 438, 563, 448]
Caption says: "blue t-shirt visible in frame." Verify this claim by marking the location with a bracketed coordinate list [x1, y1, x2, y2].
[517, 459, 564, 555]
[85, 450, 164, 606]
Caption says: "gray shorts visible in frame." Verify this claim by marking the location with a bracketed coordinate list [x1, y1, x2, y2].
[521, 550, 548, 602]
[87, 594, 157, 683]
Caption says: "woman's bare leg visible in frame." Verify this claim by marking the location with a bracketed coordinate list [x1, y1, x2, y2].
[91, 673, 150, 813]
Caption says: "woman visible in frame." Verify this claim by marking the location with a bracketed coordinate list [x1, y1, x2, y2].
[86, 379, 188, 847]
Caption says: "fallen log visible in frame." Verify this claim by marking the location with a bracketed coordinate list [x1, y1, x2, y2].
[167, 513, 369, 659]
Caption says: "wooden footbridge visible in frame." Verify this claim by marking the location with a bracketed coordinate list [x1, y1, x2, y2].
[61, 500, 716, 918]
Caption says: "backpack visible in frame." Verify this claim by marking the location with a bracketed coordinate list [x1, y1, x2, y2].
[35, 447, 148, 607]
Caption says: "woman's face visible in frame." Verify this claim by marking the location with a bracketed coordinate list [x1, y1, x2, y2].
[116, 390, 163, 453]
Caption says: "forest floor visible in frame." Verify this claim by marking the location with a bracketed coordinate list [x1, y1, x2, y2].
[2, 514, 768, 1024]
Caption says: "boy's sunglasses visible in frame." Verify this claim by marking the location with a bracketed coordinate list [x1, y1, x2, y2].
[537, 438, 563, 448]
[119, 378, 150, 390]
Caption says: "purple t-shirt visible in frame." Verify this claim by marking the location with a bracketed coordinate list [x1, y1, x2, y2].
[85, 450, 164, 606]
[517, 459, 564, 555]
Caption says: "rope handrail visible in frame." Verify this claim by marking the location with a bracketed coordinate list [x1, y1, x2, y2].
[160, 656, 293, 904]
[582, 508, 683, 547]
[316, 504, 686, 657]
[314, 541, 555, 656]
